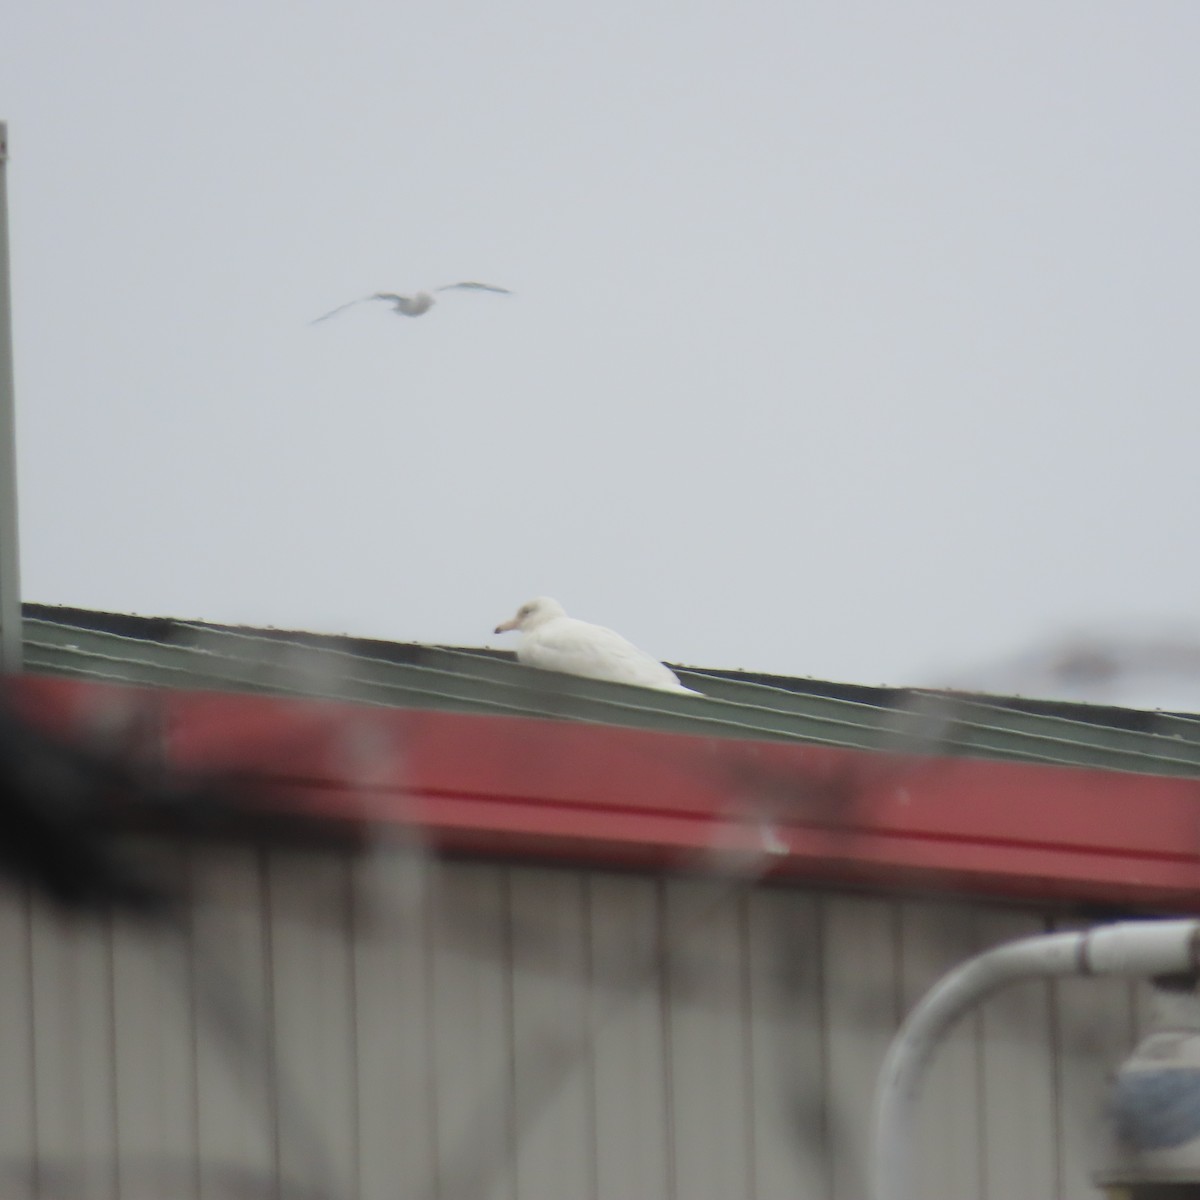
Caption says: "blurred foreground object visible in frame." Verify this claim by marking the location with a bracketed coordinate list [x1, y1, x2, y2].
[870, 921, 1200, 1200]
[0, 679, 274, 913]
[1096, 982, 1200, 1198]
[941, 628, 1200, 713]
[0, 686, 181, 911]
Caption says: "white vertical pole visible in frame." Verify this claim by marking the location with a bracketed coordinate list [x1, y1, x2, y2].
[0, 121, 22, 672]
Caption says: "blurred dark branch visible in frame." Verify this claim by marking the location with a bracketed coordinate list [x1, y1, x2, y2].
[0, 686, 192, 913]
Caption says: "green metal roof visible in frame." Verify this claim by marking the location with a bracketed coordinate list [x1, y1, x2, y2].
[21, 604, 1200, 779]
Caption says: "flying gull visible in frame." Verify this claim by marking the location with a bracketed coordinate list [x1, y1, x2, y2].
[312, 282, 512, 323]
[494, 597, 702, 694]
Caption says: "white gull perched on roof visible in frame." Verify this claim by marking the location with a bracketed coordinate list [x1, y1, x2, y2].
[311, 282, 513, 323]
[494, 597, 701, 694]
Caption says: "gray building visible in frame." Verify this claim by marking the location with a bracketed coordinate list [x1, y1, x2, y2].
[5, 606, 1199, 1200]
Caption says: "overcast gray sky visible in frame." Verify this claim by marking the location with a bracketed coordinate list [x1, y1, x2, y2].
[4, 2, 1199, 697]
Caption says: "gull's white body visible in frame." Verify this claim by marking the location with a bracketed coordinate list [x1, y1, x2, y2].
[494, 597, 700, 694]
[312, 281, 512, 323]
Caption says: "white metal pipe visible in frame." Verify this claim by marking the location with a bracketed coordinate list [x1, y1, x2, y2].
[0, 121, 21, 672]
[870, 919, 1200, 1200]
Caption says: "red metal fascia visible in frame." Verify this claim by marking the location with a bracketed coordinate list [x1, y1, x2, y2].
[10, 675, 1200, 911]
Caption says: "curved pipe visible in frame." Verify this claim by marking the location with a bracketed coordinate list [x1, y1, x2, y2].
[870, 919, 1200, 1200]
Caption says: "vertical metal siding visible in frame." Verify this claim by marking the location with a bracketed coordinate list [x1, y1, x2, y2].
[508, 868, 592, 1200]
[29, 898, 119, 1200]
[352, 847, 435, 1200]
[427, 863, 514, 1200]
[267, 851, 359, 1198]
[744, 888, 828, 1199]
[664, 880, 755, 1200]
[822, 895, 900, 1200]
[587, 872, 671, 1200]
[0, 849, 1148, 1200]
[111, 893, 195, 1200]
[898, 901, 984, 1198]
[191, 848, 274, 1200]
[974, 908, 1058, 1198]
[0, 884, 34, 1193]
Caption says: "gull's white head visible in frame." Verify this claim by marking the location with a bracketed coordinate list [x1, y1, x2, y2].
[494, 596, 566, 635]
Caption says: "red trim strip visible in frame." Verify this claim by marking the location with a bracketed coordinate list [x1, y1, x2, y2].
[11, 676, 1200, 911]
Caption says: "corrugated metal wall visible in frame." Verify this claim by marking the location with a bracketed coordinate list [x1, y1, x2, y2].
[0, 847, 1145, 1200]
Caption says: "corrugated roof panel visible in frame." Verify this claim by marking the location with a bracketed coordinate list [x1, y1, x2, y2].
[21, 612, 1200, 779]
